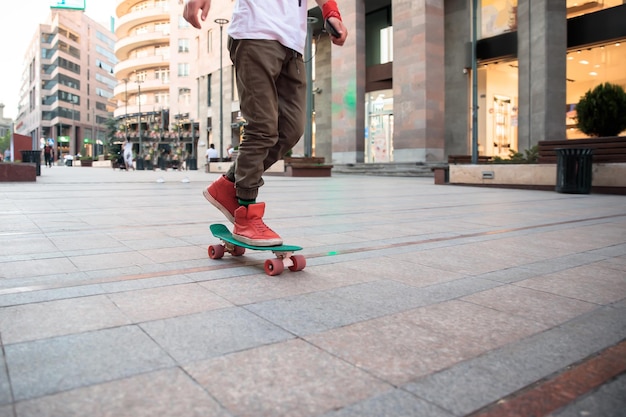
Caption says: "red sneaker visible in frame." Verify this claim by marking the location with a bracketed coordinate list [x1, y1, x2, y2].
[203, 175, 238, 223]
[233, 203, 283, 246]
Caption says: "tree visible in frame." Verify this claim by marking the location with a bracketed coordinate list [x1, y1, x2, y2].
[575, 82, 626, 137]
[0, 130, 10, 154]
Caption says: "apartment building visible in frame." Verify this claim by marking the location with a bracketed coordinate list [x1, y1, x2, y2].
[14, 5, 117, 158]
[113, 0, 200, 168]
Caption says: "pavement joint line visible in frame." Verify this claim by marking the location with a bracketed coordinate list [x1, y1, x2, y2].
[467, 338, 626, 417]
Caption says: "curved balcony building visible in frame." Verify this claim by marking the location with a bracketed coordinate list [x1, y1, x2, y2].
[113, 0, 198, 162]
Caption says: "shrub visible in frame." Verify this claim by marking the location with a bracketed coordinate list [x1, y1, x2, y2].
[575, 82, 626, 137]
[492, 146, 538, 164]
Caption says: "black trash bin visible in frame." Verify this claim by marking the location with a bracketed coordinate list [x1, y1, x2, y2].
[555, 148, 593, 194]
[21, 150, 42, 176]
[187, 157, 197, 170]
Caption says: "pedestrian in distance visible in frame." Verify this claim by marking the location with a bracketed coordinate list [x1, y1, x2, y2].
[206, 143, 219, 162]
[43, 144, 53, 168]
[123, 139, 135, 171]
[183, 0, 348, 246]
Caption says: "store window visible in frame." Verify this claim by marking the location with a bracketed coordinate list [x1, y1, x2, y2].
[566, 40, 626, 138]
[477, 61, 519, 157]
[365, 90, 394, 163]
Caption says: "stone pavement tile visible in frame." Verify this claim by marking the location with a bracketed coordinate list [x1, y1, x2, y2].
[139, 307, 293, 363]
[5, 326, 175, 401]
[307, 300, 547, 386]
[107, 282, 233, 323]
[586, 242, 626, 258]
[120, 236, 197, 251]
[14, 368, 233, 417]
[68, 251, 154, 272]
[319, 388, 455, 417]
[341, 257, 464, 288]
[184, 339, 392, 417]
[0, 350, 10, 406]
[0, 405, 12, 417]
[550, 373, 626, 417]
[516, 263, 626, 304]
[48, 232, 122, 253]
[470, 340, 626, 417]
[520, 252, 608, 275]
[247, 277, 502, 337]
[404, 306, 626, 417]
[474, 266, 540, 284]
[461, 285, 597, 326]
[0, 257, 78, 280]
[0, 295, 131, 344]
[599, 255, 626, 272]
[137, 245, 207, 264]
[385, 244, 524, 276]
[245, 280, 431, 337]
[98, 274, 192, 294]
[0, 283, 104, 308]
[0, 236, 58, 257]
[199, 263, 377, 305]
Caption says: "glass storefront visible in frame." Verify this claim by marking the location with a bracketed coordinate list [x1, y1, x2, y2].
[477, 61, 519, 157]
[365, 90, 393, 163]
[478, 38, 625, 150]
[566, 40, 626, 138]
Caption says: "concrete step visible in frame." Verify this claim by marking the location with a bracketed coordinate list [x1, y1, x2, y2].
[332, 162, 445, 177]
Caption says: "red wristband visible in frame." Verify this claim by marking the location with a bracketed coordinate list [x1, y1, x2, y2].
[322, 0, 342, 21]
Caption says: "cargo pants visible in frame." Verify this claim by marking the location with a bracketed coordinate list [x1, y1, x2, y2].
[225, 37, 307, 201]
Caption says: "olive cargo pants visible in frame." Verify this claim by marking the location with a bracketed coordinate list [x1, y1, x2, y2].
[226, 38, 307, 201]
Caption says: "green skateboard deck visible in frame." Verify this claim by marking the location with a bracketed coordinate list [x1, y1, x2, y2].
[208, 223, 305, 276]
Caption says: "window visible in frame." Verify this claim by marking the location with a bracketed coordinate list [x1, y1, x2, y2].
[179, 15, 190, 29]
[155, 68, 170, 83]
[135, 71, 148, 82]
[178, 63, 190, 77]
[207, 29, 213, 53]
[178, 38, 190, 53]
[179, 88, 191, 105]
[207, 73, 212, 106]
[155, 93, 170, 106]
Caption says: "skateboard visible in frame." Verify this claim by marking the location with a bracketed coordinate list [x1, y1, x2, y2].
[208, 223, 306, 276]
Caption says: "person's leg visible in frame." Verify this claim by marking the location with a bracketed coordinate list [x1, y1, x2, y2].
[264, 50, 307, 170]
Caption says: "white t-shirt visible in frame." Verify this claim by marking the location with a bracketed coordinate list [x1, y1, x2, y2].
[206, 147, 219, 159]
[228, 0, 308, 55]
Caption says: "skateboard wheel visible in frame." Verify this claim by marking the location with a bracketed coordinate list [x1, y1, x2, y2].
[232, 246, 246, 256]
[208, 244, 225, 259]
[288, 255, 306, 272]
[264, 258, 284, 276]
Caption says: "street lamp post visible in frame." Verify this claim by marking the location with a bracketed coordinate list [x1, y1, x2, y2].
[137, 79, 144, 169]
[123, 78, 129, 141]
[304, 17, 318, 158]
[214, 18, 229, 161]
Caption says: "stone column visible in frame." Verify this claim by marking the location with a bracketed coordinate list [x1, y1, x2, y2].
[327, 0, 366, 164]
[517, 0, 566, 150]
[392, 0, 445, 162]
[444, 0, 471, 157]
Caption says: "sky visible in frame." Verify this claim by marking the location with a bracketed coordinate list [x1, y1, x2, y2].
[0, 0, 116, 121]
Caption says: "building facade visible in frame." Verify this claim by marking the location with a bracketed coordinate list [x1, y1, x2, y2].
[14, 7, 117, 158]
[115, 0, 626, 166]
[113, 0, 200, 166]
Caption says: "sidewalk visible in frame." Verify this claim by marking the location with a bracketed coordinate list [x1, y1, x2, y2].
[0, 166, 624, 417]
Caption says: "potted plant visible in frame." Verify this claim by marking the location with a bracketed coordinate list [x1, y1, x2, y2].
[575, 82, 626, 137]
[80, 156, 95, 167]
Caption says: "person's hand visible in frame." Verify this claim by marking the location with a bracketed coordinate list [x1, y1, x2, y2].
[183, 0, 211, 29]
[328, 17, 348, 46]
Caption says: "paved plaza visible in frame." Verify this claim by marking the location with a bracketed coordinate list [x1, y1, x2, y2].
[0, 165, 625, 417]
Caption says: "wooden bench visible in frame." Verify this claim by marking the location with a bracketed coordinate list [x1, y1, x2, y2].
[538, 137, 626, 164]
[447, 155, 493, 164]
